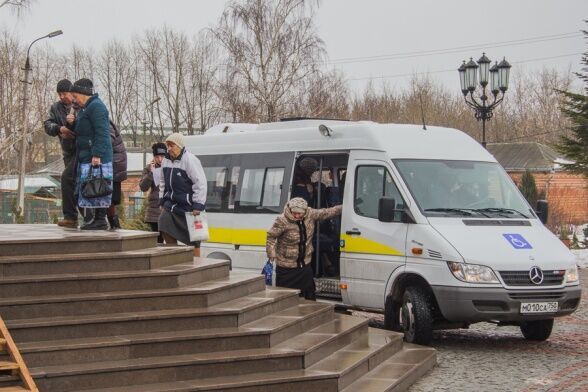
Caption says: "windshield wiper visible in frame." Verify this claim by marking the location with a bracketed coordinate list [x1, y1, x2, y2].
[425, 208, 474, 216]
[425, 208, 493, 217]
[474, 208, 529, 219]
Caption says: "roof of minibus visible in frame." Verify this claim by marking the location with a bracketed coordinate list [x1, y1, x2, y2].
[184, 120, 497, 162]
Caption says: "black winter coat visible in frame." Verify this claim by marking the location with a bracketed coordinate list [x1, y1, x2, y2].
[44, 101, 76, 158]
[109, 121, 127, 182]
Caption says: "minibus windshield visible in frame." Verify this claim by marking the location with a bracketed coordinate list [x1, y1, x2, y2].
[394, 160, 534, 219]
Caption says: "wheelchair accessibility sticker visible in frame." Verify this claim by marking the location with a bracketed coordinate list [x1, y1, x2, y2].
[503, 233, 532, 249]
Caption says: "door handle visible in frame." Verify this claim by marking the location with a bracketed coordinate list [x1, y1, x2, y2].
[346, 229, 362, 236]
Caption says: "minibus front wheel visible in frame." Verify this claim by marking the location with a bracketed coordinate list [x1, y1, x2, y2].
[400, 286, 434, 345]
[520, 319, 554, 341]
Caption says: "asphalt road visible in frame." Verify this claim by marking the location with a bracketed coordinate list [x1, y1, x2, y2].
[354, 269, 588, 392]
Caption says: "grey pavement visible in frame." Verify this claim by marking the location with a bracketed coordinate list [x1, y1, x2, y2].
[353, 269, 588, 392]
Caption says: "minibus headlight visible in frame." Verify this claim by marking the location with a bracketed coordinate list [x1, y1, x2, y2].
[447, 262, 499, 283]
[566, 266, 579, 283]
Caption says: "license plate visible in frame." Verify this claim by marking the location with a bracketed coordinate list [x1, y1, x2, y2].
[520, 302, 558, 314]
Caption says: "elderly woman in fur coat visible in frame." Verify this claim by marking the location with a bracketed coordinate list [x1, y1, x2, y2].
[266, 197, 342, 300]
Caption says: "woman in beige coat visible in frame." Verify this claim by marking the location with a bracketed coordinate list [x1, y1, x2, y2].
[266, 197, 342, 300]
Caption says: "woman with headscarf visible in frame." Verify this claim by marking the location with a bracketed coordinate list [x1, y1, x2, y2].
[69, 78, 113, 230]
[266, 197, 342, 300]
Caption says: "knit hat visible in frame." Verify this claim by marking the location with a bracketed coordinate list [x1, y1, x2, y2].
[152, 142, 167, 156]
[56, 79, 72, 93]
[165, 133, 185, 149]
[288, 197, 308, 214]
[299, 157, 318, 175]
[70, 78, 94, 96]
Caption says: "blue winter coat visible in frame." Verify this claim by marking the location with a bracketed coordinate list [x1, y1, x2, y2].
[74, 94, 112, 164]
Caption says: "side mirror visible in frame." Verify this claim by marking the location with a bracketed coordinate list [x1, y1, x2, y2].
[378, 197, 396, 222]
[378, 197, 415, 223]
[536, 200, 548, 224]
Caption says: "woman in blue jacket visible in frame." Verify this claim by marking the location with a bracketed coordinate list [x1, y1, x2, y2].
[69, 78, 113, 230]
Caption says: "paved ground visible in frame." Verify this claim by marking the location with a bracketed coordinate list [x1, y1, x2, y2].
[354, 269, 588, 392]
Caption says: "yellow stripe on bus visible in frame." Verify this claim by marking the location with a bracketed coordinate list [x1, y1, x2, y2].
[208, 227, 403, 256]
[340, 234, 404, 256]
[208, 227, 267, 246]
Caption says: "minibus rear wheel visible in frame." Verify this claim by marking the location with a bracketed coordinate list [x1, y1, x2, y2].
[520, 319, 554, 341]
[400, 286, 433, 345]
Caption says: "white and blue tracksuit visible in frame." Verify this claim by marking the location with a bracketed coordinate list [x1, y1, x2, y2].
[159, 148, 207, 214]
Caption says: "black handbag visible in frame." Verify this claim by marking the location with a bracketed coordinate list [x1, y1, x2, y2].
[81, 164, 113, 198]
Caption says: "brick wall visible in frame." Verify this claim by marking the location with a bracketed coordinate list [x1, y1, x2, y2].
[509, 171, 588, 226]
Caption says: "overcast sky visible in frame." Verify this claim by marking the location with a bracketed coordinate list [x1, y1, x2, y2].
[1, 0, 586, 92]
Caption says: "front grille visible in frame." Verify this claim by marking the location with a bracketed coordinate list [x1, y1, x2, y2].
[499, 270, 564, 286]
[508, 292, 564, 300]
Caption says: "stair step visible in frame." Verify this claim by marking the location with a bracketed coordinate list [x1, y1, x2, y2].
[0, 387, 31, 392]
[273, 313, 368, 367]
[308, 327, 404, 390]
[0, 246, 194, 277]
[80, 369, 336, 392]
[19, 290, 301, 366]
[342, 343, 437, 392]
[7, 276, 278, 342]
[29, 303, 335, 391]
[74, 328, 405, 392]
[0, 226, 157, 257]
[0, 265, 258, 321]
[0, 258, 229, 298]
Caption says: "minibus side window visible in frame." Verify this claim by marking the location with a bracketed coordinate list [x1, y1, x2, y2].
[238, 167, 285, 212]
[203, 166, 228, 212]
[240, 168, 266, 206]
[228, 166, 241, 210]
[262, 168, 284, 207]
[355, 165, 405, 220]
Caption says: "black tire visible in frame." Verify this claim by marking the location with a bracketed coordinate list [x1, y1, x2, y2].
[384, 296, 401, 331]
[520, 319, 554, 341]
[400, 286, 434, 345]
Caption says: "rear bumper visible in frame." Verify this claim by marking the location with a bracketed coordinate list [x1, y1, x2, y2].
[431, 284, 582, 323]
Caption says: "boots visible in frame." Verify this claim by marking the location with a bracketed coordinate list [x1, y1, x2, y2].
[107, 214, 121, 230]
[81, 208, 108, 230]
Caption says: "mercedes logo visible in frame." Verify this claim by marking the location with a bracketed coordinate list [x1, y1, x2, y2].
[529, 266, 544, 285]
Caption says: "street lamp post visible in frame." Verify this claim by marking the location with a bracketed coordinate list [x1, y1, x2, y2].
[458, 53, 511, 148]
[16, 30, 63, 221]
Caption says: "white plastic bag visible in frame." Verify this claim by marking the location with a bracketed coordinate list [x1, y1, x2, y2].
[185, 211, 209, 242]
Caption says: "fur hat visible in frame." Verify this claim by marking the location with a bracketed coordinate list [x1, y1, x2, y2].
[56, 79, 72, 93]
[288, 197, 308, 214]
[152, 142, 167, 156]
[165, 133, 185, 149]
[70, 78, 93, 96]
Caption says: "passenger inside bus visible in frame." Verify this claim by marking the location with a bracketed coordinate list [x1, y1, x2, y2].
[291, 156, 344, 278]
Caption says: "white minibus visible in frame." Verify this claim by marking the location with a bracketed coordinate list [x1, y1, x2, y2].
[184, 119, 581, 345]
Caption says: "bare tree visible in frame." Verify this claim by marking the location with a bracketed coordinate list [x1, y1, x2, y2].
[213, 0, 325, 121]
[0, 0, 34, 17]
[0, 31, 24, 172]
[183, 32, 221, 134]
[96, 39, 137, 128]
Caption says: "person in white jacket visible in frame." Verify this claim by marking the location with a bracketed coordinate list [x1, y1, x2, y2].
[158, 133, 207, 257]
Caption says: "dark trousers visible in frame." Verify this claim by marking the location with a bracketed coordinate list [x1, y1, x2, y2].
[62, 155, 77, 220]
[148, 222, 164, 244]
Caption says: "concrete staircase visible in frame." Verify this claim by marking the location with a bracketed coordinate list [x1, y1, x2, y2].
[0, 225, 435, 391]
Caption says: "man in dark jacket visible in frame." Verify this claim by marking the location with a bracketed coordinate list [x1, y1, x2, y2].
[44, 79, 78, 228]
